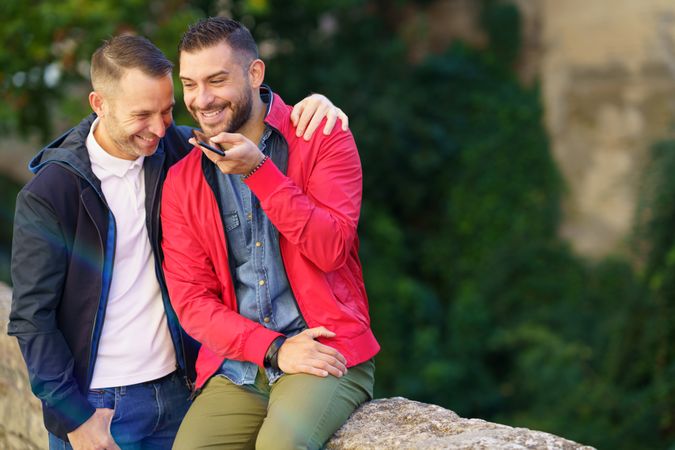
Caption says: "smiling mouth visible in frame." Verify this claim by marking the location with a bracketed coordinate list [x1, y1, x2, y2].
[200, 107, 224, 118]
[136, 135, 158, 146]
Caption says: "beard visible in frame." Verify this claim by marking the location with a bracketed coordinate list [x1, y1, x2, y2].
[102, 110, 159, 159]
[191, 87, 253, 138]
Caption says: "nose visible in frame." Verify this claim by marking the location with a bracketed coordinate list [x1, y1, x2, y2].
[148, 114, 167, 138]
[194, 86, 215, 110]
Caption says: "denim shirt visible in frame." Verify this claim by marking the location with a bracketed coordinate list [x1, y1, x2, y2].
[215, 126, 307, 385]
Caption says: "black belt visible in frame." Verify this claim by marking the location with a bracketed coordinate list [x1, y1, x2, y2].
[140, 370, 177, 385]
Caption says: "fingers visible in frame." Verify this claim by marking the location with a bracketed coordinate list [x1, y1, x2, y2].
[294, 101, 319, 139]
[300, 327, 347, 365]
[290, 100, 305, 127]
[293, 94, 334, 139]
[101, 407, 114, 428]
[295, 360, 342, 378]
[322, 108, 338, 136]
[321, 107, 349, 135]
[338, 107, 349, 131]
[199, 133, 263, 176]
[277, 328, 348, 378]
[315, 351, 348, 375]
[295, 99, 349, 140]
[102, 409, 120, 450]
[294, 363, 331, 378]
[302, 104, 329, 141]
[210, 131, 243, 147]
[317, 343, 347, 366]
[291, 350, 347, 378]
[303, 326, 336, 339]
[67, 408, 119, 450]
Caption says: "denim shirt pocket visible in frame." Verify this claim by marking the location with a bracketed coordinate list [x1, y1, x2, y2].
[223, 211, 249, 266]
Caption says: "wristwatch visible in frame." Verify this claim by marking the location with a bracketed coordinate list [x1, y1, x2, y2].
[263, 336, 287, 370]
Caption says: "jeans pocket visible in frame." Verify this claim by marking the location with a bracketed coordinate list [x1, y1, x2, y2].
[48, 432, 71, 450]
[87, 387, 116, 410]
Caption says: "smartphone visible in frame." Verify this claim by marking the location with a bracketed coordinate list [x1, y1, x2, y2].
[191, 129, 226, 156]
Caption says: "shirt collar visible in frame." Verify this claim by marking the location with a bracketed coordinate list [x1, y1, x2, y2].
[86, 118, 144, 178]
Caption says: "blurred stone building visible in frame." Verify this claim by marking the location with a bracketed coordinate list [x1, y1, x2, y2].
[401, 0, 675, 258]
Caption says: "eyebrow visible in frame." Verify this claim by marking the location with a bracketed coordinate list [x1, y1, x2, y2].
[179, 70, 230, 81]
[130, 101, 176, 115]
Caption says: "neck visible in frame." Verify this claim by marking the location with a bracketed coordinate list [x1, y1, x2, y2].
[238, 89, 267, 145]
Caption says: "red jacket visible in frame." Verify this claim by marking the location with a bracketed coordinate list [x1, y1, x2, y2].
[161, 92, 380, 388]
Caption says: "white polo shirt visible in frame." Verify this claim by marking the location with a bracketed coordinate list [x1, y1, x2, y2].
[87, 119, 176, 389]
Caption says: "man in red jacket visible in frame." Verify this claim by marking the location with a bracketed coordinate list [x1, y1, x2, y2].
[160, 17, 380, 449]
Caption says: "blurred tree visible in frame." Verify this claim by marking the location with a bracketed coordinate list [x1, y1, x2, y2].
[0, 0, 206, 284]
[250, 1, 674, 447]
[0, 0, 204, 140]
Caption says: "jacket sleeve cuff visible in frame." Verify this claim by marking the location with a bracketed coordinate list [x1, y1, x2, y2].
[242, 326, 284, 367]
[51, 390, 96, 433]
[243, 157, 285, 202]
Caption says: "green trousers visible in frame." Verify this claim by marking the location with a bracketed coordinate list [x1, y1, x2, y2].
[172, 360, 375, 450]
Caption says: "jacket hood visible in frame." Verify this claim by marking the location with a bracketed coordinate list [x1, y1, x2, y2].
[29, 113, 101, 188]
[29, 113, 170, 197]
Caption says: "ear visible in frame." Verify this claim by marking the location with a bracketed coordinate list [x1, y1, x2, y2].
[248, 59, 265, 89]
[89, 91, 107, 117]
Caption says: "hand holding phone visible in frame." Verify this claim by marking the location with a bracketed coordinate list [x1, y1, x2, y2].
[191, 129, 226, 156]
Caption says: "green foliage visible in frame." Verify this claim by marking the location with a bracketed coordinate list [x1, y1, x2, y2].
[0, 0, 203, 139]
[1, 1, 674, 449]
[481, 0, 522, 67]
[252, 2, 674, 447]
[632, 140, 675, 448]
[0, 176, 21, 284]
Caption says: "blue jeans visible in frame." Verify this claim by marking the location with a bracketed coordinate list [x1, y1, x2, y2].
[48, 371, 191, 450]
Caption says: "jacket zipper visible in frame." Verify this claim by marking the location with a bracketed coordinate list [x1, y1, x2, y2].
[204, 126, 310, 329]
[263, 125, 309, 327]
[149, 158, 193, 391]
[83, 204, 116, 388]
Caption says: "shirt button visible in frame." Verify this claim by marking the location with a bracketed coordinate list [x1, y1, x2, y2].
[263, 317, 271, 323]
[259, 280, 265, 286]
[247, 213, 253, 221]
[256, 241, 262, 247]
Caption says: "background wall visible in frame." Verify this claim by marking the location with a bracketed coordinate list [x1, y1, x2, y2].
[537, 0, 675, 257]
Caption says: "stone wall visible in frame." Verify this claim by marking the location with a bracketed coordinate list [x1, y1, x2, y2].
[327, 397, 594, 449]
[0, 283, 47, 449]
[0, 283, 595, 450]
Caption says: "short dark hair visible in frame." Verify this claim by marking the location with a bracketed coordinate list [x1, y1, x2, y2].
[91, 34, 173, 92]
[179, 17, 259, 64]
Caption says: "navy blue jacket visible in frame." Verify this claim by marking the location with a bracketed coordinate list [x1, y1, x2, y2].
[8, 114, 198, 440]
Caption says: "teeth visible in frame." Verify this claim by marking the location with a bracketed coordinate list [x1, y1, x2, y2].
[201, 108, 224, 118]
[137, 135, 154, 142]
